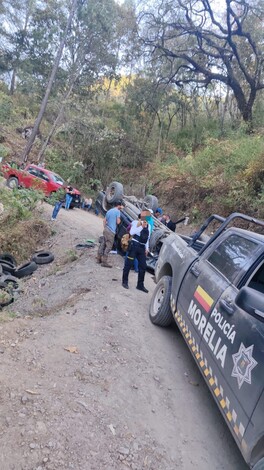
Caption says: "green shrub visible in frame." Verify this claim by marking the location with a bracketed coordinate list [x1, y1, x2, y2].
[0, 92, 13, 123]
[0, 144, 9, 159]
[0, 187, 43, 224]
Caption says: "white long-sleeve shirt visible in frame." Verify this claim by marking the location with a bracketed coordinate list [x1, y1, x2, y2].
[129, 220, 150, 250]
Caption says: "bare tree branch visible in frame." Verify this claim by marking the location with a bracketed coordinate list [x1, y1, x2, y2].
[139, 0, 264, 126]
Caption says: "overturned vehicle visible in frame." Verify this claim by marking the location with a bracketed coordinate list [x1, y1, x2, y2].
[95, 181, 188, 270]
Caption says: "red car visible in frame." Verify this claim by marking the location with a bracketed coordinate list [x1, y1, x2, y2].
[1, 163, 81, 207]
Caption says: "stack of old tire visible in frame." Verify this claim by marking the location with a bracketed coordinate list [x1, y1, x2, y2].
[0, 251, 54, 309]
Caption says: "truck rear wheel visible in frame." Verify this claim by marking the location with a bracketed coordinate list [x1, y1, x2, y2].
[7, 177, 19, 189]
[106, 181, 124, 204]
[149, 275, 173, 326]
[149, 229, 166, 253]
[143, 195, 158, 212]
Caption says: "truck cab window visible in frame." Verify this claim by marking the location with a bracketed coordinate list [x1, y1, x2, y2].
[27, 167, 38, 177]
[207, 234, 258, 283]
[38, 171, 49, 182]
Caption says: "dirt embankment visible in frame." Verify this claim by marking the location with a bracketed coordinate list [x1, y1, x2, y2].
[0, 204, 246, 470]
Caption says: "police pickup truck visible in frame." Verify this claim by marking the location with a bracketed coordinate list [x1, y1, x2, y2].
[149, 213, 264, 470]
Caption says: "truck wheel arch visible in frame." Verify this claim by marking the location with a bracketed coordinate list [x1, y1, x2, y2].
[156, 262, 173, 283]
[7, 176, 19, 189]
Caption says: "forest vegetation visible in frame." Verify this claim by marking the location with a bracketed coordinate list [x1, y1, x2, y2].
[1, 0, 264, 225]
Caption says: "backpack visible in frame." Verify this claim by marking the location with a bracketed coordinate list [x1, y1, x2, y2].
[121, 233, 131, 252]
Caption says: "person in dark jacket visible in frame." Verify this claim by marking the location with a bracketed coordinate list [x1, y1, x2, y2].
[122, 218, 150, 293]
[164, 214, 176, 232]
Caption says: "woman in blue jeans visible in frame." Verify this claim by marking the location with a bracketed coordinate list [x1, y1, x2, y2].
[51, 193, 65, 220]
[65, 186, 73, 209]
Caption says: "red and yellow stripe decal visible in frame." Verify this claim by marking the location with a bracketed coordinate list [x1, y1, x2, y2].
[194, 285, 214, 313]
[174, 310, 247, 451]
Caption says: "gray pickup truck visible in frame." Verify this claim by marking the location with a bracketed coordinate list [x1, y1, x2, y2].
[149, 213, 264, 470]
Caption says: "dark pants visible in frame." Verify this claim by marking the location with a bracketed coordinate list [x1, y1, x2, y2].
[125, 252, 139, 272]
[122, 241, 146, 288]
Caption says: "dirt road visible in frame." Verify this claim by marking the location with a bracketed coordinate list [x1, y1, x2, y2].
[0, 205, 247, 470]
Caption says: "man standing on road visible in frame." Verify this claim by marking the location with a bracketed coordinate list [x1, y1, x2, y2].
[122, 217, 150, 293]
[97, 200, 123, 268]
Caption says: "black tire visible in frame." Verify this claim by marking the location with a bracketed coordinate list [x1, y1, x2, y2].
[1, 275, 19, 290]
[14, 261, 38, 278]
[143, 195, 159, 212]
[102, 195, 111, 213]
[253, 458, 264, 470]
[0, 285, 14, 307]
[7, 177, 19, 189]
[32, 251, 54, 265]
[0, 253, 17, 266]
[149, 276, 173, 326]
[105, 181, 124, 204]
[0, 262, 15, 275]
[149, 229, 166, 253]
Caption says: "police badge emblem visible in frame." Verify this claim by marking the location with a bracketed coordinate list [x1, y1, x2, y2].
[231, 343, 258, 389]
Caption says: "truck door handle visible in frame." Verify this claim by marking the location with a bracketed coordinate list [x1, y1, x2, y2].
[190, 265, 200, 277]
[220, 299, 235, 315]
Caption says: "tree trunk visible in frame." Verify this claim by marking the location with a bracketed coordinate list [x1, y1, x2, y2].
[220, 87, 230, 136]
[21, 0, 78, 163]
[10, 69, 16, 95]
[157, 121, 163, 161]
[37, 83, 74, 164]
[231, 81, 255, 130]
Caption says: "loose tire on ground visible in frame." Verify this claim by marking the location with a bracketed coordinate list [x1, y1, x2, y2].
[105, 181, 124, 204]
[0, 253, 17, 266]
[149, 275, 173, 327]
[14, 261, 38, 278]
[7, 177, 19, 189]
[0, 261, 16, 275]
[32, 251, 54, 264]
[143, 195, 159, 212]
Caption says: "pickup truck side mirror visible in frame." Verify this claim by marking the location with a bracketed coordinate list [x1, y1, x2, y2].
[236, 286, 264, 319]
